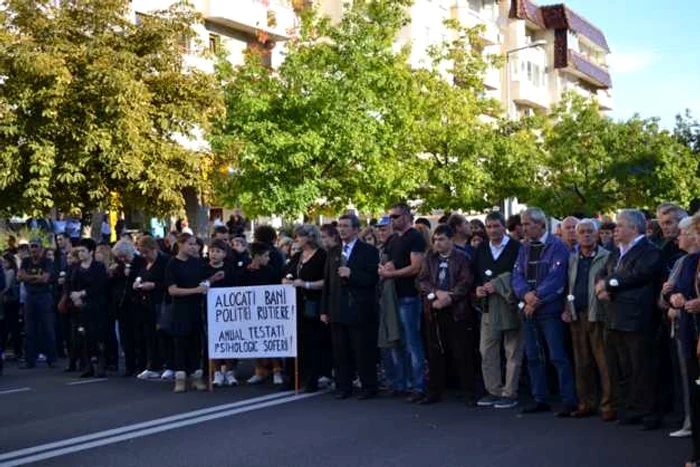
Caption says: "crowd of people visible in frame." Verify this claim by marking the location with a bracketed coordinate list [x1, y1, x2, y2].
[1, 203, 700, 466]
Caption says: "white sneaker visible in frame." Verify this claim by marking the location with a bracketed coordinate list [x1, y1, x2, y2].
[352, 377, 362, 389]
[247, 374, 265, 385]
[318, 376, 332, 388]
[212, 371, 224, 387]
[137, 370, 161, 380]
[38, 354, 47, 362]
[273, 373, 284, 385]
[225, 371, 238, 386]
[670, 427, 692, 438]
[160, 369, 175, 380]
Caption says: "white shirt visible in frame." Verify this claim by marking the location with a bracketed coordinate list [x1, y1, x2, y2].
[619, 234, 645, 258]
[489, 235, 510, 261]
[536, 232, 549, 244]
[341, 237, 358, 263]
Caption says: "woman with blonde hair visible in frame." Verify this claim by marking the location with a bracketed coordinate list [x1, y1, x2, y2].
[359, 227, 378, 247]
[414, 223, 432, 252]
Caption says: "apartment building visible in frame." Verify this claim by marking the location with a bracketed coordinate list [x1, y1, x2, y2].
[130, 0, 301, 72]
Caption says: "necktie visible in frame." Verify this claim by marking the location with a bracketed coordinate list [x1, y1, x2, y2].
[342, 244, 350, 266]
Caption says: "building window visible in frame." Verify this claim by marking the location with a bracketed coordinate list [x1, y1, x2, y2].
[209, 34, 220, 54]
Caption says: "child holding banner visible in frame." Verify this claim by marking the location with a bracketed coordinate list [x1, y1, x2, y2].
[203, 239, 239, 387]
[243, 242, 284, 385]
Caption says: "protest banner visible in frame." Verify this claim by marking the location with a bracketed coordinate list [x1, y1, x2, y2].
[206, 284, 298, 391]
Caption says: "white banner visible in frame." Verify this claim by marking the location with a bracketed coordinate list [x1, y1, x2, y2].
[207, 285, 297, 359]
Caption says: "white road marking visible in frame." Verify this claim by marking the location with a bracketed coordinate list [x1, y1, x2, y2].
[65, 378, 109, 386]
[0, 387, 32, 396]
[0, 390, 301, 464]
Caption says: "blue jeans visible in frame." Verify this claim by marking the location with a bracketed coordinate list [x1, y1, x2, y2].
[396, 296, 425, 394]
[24, 293, 57, 365]
[523, 314, 576, 406]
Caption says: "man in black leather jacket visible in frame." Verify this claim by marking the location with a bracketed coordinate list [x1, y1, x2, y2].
[596, 209, 663, 428]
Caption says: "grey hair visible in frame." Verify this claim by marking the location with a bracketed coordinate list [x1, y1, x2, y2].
[293, 224, 323, 250]
[521, 207, 546, 226]
[656, 202, 688, 221]
[618, 209, 647, 235]
[112, 239, 136, 258]
[575, 218, 599, 233]
[679, 216, 693, 232]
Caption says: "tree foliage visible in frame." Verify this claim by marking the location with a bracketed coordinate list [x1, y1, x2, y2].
[0, 0, 220, 216]
[528, 93, 699, 217]
[211, 0, 427, 218]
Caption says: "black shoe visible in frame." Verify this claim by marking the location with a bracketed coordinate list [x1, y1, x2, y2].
[387, 389, 408, 397]
[357, 390, 378, 400]
[47, 361, 55, 369]
[335, 391, 351, 400]
[418, 394, 442, 405]
[556, 405, 577, 418]
[463, 394, 479, 407]
[64, 363, 76, 372]
[520, 402, 551, 414]
[80, 368, 95, 378]
[18, 363, 36, 370]
[406, 392, 425, 404]
[121, 371, 135, 378]
[303, 385, 319, 394]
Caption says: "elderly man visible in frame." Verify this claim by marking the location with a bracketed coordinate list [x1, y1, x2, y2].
[652, 203, 689, 429]
[512, 207, 576, 416]
[561, 217, 580, 251]
[597, 209, 662, 428]
[562, 219, 614, 420]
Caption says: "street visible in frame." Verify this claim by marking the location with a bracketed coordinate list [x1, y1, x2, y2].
[0, 361, 685, 467]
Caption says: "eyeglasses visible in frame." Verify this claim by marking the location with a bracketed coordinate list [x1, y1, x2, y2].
[389, 214, 402, 220]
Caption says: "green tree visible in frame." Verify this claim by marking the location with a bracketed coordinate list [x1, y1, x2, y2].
[0, 0, 220, 217]
[530, 93, 698, 217]
[408, 20, 503, 212]
[211, 0, 428, 218]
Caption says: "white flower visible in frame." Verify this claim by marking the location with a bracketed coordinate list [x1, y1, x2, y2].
[285, 274, 293, 280]
[609, 278, 619, 287]
[567, 294, 575, 302]
[427, 292, 436, 301]
[485, 269, 493, 277]
[518, 301, 525, 310]
[237, 261, 243, 267]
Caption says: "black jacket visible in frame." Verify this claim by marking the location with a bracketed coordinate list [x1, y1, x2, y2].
[321, 240, 379, 325]
[599, 237, 662, 332]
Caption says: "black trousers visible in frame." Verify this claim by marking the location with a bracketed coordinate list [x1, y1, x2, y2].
[1, 302, 22, 357]
[134, 304, 161, 371]
[174, 329, 202, 375]
[59, 312, 74, 365]
[331, 321, 377, 393]
[159, 331, 174, 370]
[686, 353, 700, 462]
[426, 311, 477, 398]
[606, 329, 654, 416]
[104, 316, 119, 370]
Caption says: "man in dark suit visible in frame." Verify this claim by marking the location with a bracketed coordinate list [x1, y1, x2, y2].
[321, 214, 380, 400]
[596, 209, 663, 428]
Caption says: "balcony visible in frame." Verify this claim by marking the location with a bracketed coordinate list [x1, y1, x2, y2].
[510, 77, 549, 110]
[596, 89, 613, 111]
[561, 50, 612, 89]
[483, 65, 501, 90]
[202, 0, 298, 41]
[450, 6, 501, 45]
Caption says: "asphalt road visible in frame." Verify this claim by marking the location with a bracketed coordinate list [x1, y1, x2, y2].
[0, 360, 688, 467]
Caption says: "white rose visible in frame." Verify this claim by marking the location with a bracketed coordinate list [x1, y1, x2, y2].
[567, 294, 575, 302]
[518, 301, 525, 310]
[485, 269, 493, 277]
[427, 292, 436, 301]
[609, 278, 619, 288]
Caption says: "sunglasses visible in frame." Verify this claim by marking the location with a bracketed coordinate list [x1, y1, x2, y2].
[389, 214, 402, 219]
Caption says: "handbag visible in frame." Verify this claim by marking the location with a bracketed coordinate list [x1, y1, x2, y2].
[156, 302, 174, 333]
[303, 299, 320, 320]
